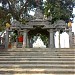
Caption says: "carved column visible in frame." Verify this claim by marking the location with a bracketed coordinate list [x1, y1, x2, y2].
[23, 29, 27, 48]
[0, 37, 1, 44]
[27, 33, 29, 48]
[23, 29, 29, 48]
[5, 28, 9, 49]
[69, 28, 73, 48]
[58, 29, 61, 48]
[48, 29, 55, 48]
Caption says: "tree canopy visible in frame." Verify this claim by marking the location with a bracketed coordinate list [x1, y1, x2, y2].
[44, 0, 75, 23]
[0, 0, 75, 31]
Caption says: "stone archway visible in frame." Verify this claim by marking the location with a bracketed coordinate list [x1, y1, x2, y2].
[28, 28, 49, 48]
[9, 7, 68, 48]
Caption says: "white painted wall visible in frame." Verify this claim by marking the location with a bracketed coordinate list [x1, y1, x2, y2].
[55, 31, 69, 48]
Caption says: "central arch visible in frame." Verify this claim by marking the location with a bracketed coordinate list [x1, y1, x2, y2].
[28, 28, 49, 48]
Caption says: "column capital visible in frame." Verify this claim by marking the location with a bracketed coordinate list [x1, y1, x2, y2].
[23, 29, 30, 33]
[47, 29, 54, 32]
[23, 29, 27, 32]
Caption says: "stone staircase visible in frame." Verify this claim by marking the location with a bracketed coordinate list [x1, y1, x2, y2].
[0, 48, 75, 75]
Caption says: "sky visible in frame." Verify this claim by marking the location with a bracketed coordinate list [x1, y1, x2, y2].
[72, 8, 75, 34]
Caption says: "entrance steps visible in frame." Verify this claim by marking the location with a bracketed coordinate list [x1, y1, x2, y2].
[0, 48, 75, 75]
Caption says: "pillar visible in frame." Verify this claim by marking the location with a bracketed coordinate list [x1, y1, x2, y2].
[69, 28, 73, 48]
[0, 37, 1, 44]
[5, 28, 9, 49]
[23, 29, 29, 48]
[58, 30, 60, 48]
[27, 33, 29, 47]
[48, 29, 55, 48]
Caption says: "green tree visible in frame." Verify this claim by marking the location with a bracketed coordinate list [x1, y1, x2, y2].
[0, 0, 43, 29]
[44, 0, 74, 23]
[0, 0, 74, 31]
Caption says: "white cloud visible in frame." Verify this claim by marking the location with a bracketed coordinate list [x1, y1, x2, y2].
[43, 0, 46, 2]
[0, 3, 2, 6]
[28, 10, 35, 16]
[73, 8, 75, 14]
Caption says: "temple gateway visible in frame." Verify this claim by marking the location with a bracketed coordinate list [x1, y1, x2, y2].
[5, 7, 73, 48]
